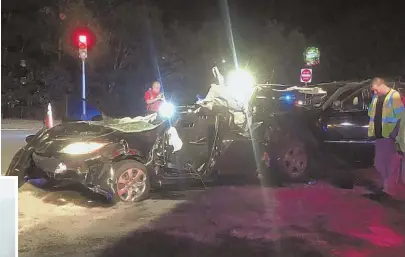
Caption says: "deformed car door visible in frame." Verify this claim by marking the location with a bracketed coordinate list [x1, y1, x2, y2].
[167, 111, 213, 171]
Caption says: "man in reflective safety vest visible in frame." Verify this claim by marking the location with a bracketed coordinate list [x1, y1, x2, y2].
[368, 77, 405, 196]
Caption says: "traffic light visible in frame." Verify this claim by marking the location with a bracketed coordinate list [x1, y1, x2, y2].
[78, 34, 87, 59]
[79, 35, 87, 44]
[71, 27, 96, 58]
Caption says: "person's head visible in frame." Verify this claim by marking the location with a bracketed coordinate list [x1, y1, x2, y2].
[370, 77, 390, 96]
[152, 81, 161, 94]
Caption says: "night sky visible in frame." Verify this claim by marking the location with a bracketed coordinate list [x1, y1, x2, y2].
[3, 0, 404, 83]
[153, 0, 405, 81]
[5, 0, 402, 31]
[154, 0, 402, 32]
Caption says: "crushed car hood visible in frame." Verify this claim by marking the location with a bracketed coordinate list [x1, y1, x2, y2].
[42, 122, 116, 141]
[29, 122, 117, 155]
[31, 115, 165, 154]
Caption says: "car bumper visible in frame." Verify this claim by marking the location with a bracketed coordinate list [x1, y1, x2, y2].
[32, 152, 108, 184]
[32, 152, 116, 198]
[32, 153, 83, 180]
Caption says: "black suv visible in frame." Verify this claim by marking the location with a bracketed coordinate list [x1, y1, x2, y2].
[258, 79, 405, 181]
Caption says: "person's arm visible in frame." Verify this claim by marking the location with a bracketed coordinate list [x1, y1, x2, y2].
[146, 97, 160, 104]
[368, 95, 375, 117]
[396, 111, 405, 152]
[392, 91, 405, 119]
[144, 91, 161, 104]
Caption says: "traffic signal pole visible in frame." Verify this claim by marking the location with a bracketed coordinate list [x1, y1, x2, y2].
[81, 58, 86, 120]
[78, 35, 88, 120]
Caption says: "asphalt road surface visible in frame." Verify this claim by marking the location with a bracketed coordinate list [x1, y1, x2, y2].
[1, 129, 36, 175]
[2, 129, 405, 257]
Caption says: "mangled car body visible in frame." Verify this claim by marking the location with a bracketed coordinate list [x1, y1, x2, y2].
[6, 68, 264, 203]
[10, 67, 399, 202]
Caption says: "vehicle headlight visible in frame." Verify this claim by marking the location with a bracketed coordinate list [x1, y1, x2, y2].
[159, 102, 175, 118]
[60, 142, 107, 155]
[226, 69, 255, 104]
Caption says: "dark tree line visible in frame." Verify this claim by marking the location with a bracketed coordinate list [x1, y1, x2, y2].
[2, 0, 404, 117]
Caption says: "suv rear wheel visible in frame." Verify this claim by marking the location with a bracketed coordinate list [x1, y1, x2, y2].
[276, 138, 312, 181]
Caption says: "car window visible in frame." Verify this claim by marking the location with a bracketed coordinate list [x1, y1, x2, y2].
[336, 87, 358, 102]
[362, 88, 373, 107]
[341, 88, 369, 111]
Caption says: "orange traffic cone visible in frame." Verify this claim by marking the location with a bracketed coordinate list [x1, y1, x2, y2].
[45, 103, 54, 128]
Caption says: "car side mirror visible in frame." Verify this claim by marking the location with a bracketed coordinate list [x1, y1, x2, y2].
[25, 135, 35, 144]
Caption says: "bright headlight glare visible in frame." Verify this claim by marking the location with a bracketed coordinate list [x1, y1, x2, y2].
[227, 69, 254, 88]
[60, 142, 106, 155]
[159, 102, 175, 118]
[226, 69, 255, 103]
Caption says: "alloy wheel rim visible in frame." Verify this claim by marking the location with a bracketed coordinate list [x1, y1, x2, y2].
[283, 146, 308, 177]
[116, 168, 147, 201]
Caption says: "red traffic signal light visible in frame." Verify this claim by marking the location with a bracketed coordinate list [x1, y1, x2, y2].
[78, 35, 87, 51]
[71, 27, 95, 50]
[78, 35, 87, 44]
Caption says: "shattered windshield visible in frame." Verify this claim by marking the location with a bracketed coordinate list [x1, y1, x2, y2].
[89, 113, 162, 133]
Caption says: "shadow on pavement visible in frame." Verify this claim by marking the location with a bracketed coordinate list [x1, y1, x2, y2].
[98, 230, 325, 257]
[22, 180, 205, 207]
[95, 184, 405, 257]
[21, 182, 114, 208]
[362, 193, 405, 213]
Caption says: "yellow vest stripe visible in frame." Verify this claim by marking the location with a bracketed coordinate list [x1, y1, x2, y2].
[368, 90, 402, 138]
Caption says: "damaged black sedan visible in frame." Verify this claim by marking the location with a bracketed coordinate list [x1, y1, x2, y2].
[6, 68, 266, 203]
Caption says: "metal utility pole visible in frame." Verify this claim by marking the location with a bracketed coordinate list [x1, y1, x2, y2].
[78, 35, 88, 120]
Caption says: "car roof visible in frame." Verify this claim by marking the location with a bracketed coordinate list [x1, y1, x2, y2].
[313, 79, 371, 88]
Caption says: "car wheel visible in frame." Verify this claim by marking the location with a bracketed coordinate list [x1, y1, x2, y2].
[276, 139, 311, 181]
[111, 160, 150, 203]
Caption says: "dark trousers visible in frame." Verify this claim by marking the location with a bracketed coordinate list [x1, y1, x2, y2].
[375, 138, 401, 190]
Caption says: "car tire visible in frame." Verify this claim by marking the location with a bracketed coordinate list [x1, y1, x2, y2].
[110, 160, 150, 203]
[275, 138, 313, 182]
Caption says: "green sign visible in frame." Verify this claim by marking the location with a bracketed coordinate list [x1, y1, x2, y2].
[304, 47, 320, 66]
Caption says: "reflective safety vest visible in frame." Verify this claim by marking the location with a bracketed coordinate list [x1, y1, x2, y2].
[368, 89, 405, 138]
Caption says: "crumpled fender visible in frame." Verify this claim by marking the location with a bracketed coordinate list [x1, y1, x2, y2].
[5, 147, 35, 187]
[88, 162, 116, 201]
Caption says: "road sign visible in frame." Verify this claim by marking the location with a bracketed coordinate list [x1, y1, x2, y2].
[300, 68, 312, 83]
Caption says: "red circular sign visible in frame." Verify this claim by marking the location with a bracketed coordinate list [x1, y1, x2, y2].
[300, 69, 312, 82]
